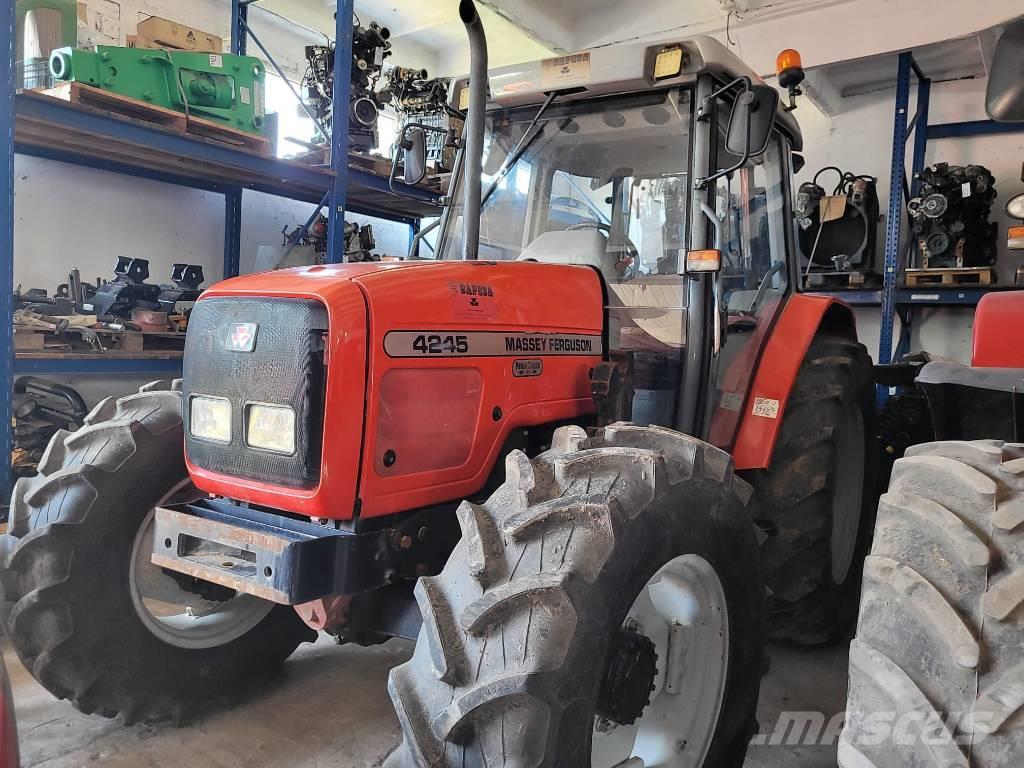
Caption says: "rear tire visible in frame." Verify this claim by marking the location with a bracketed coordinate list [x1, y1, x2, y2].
[386, 423, 764, 768]
[840, 440, 1024, 768]
[743, 335, 876, 644]
[0, 381, 315, 724]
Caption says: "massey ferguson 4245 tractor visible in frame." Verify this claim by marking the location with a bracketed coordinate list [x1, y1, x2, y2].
[0, 4, 875, 766]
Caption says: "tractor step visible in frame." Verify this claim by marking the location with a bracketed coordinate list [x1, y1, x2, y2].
[150, 499, 390, 604]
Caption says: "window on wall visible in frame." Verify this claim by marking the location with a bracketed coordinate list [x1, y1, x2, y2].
[265, 72, 316, 159]
[264, 73, 400, 160]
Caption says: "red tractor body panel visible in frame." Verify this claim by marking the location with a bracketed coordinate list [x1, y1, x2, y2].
[972, 291, 1024, 368]
[186, 261, 604, 521]
[731, 293, 857, 470]
[186, 264, 372, 519]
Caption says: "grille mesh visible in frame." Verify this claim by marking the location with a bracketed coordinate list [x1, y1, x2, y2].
[183, 297, 328, 488]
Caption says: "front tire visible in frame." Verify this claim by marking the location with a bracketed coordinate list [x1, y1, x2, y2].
[386, 423, 764, 768]
[840, 440, 1024, 768]
[0, 382, 315, 724]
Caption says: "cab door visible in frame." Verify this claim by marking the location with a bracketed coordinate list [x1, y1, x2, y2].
[706, 133, 796, 450]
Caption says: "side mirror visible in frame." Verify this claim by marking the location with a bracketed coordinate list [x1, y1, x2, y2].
[400, 127, 428, 186]
[725, 84, 779, 158]
[987, 18, 1024, 122]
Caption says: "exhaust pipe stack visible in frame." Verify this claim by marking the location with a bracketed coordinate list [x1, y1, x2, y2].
[459, 0, 488, 260]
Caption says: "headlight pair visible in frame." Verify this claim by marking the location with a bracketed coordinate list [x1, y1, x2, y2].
[189, 396, 296, 455]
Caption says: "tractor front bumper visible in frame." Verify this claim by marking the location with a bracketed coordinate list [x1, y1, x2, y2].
[150, 499, 392, 604]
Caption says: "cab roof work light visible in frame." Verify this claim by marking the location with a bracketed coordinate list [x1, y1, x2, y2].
[652, 44, 687, 81]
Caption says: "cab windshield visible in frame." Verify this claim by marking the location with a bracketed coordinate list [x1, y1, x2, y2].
[435, 88, 693, 277]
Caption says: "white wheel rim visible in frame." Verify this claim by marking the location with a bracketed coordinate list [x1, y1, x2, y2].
[128, 485, 274, 650]
[592, 555, 729, 768]
[831, 407, 865, 584]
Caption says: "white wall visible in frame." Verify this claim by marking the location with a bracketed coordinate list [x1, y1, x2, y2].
[13, 0, 416, 405]
[793, 75, 1024, 364]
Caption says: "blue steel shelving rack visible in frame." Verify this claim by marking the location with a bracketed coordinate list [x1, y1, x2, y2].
[829, 51, 1024, 365]
[2, 0, 440, 500]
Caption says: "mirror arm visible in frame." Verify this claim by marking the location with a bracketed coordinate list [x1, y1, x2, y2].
[694, 77, 753, 190]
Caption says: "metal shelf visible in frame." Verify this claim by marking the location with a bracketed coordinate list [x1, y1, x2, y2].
[876, 52, 1024, 370]
[15, 90, 440, 223]
[811, 286, 1019, 307]
[2, 0, 435, 499]
[14, 356, 185, 376]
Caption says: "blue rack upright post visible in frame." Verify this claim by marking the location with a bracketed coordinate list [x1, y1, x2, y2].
[327, 0, 355, 264]
[1, 0, 14, 504]
[224, 0, 248, 280]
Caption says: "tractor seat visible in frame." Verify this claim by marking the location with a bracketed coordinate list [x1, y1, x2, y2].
[517, 229, 616, 278]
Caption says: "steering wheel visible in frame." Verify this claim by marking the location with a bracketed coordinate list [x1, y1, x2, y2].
[565, 221, 641, 278]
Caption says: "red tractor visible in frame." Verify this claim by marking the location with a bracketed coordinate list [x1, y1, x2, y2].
[0, 4, 875, 766]
[839, 18, 1024, 768]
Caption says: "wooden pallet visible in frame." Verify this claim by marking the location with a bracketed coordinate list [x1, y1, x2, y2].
[12, 325, 187, 354]
[903, 267, 995, 287]
[41, 82, 271, 156]
[802, 270, 880, 290]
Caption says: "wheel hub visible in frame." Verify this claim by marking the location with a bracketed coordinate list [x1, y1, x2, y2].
[597, 628, 659, 726]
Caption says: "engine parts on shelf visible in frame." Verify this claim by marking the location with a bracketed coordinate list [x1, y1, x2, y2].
[908, 162, 997, 268]
[387, 67, 461, 171]
[302, 19, 392, 152]
[795, 166, 879, 273]
[86, 257, 205, 319]
[49, 46, 268, 137]
[282, 214, 380, 263]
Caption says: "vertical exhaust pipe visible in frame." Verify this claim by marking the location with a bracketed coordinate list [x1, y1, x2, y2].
[459, 0, 488, 260]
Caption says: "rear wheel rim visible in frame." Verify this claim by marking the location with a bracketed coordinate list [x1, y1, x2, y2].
[831, 406, 866, 584]
[128, 489, 274, 650]
[591, 555, 729, 768]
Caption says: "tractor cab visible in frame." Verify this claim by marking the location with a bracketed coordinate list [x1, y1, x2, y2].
[419, 37, 804, 440]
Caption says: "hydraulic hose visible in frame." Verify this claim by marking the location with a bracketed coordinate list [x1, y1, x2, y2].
[459, 0, 488, 260]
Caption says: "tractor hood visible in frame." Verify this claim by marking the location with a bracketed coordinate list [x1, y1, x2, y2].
[183, 260, 605, 520]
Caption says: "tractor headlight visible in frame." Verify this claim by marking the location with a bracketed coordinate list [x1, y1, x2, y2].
[189, 396, 232, 444]
[245, 403, 296, 455]
[1007, 193, 1024, 220]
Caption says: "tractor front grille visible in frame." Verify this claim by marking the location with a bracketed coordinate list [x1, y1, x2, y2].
[183, 297, 328, 488]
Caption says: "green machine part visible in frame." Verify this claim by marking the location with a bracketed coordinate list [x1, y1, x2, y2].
[49, 46, 268, 137]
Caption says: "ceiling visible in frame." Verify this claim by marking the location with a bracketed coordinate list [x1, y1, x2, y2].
[812, 34, 992, 100]
[253, 0, 815, 74]
[257, 0, 557, 74]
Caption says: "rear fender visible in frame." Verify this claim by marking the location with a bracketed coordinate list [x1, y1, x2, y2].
[972, 291, 1024, 368]
[732, 294, 857, 470]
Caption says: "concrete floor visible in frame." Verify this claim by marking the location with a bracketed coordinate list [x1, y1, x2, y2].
[6, 636, 849, 768]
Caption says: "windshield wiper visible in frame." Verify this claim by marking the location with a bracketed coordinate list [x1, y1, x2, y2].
[480, 91, 558, 207]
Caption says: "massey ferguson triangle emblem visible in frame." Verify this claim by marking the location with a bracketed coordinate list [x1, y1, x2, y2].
[226, 323, 258, 352]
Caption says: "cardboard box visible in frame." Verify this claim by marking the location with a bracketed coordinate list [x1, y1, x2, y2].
[136, 17, 223, 53]
[126, 34, 172, 51]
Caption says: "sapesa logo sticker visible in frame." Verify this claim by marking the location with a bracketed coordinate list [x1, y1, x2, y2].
[449, 281, 498, 320]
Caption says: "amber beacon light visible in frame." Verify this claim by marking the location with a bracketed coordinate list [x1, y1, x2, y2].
[776, 48, 805, 111]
